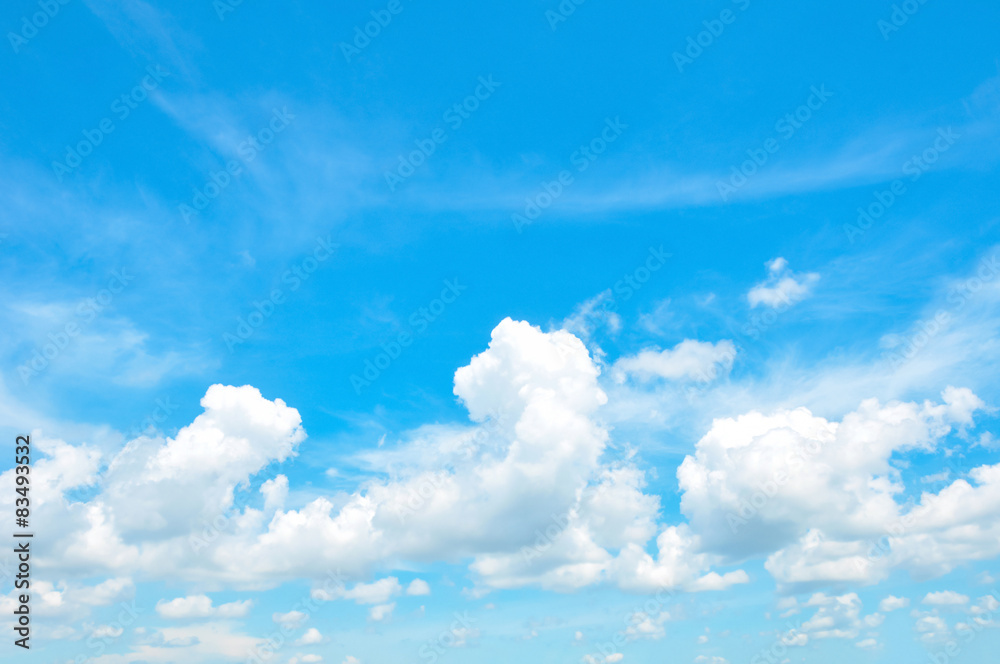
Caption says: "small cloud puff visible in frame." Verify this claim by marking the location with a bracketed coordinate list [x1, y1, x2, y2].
[747, 257, 820, 309]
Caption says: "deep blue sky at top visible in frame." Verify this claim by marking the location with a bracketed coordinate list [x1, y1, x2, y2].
[0, 0, 997, 462]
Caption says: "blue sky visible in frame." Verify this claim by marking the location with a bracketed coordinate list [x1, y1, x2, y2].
[1, 0, 999, 662]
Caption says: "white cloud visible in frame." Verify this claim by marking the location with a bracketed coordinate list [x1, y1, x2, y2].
[273, 610, 308, 627]
[913, 610, 951, 643]
[261, 475, 289, 512]
[448, 626, 480, 647]
[295, 627, 323, 645]
[369, 603, 395, 621]
[747, 257, 820, 309]
[624, 610, 670, 640]
[923, 591, 970, 606]
[316, 577, 402, 605]
[781, 630, 808, 646]
[776, 597, 798, 609]
[155, 595, 253, 619]
[921, 470, 951, 483]
[3, 318, 734, 598]
[864, 613, 885, 627]
[20, 384, 307, 583]
[800, 593, 865, 640]
[612, 340, 736, 383]
[3, 296, 214, 389]
[406, 579, 431, 596]
[965, 594, 1000, 631]
[11, 309, 1000, 629]
[86, 621, 268, 662]
[609, 524, 749, 594]
[675, 388, 993, 586]
[561, 290, 622, 344]
[971, 594, 999, 614]
[583, 654, 625, 664]
[879, 596, 910, 612]
[91, 624, 124, 639]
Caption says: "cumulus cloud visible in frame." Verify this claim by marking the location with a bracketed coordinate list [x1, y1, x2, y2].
[879, 596, 910, 612]
[923, 591, 970, 606]
[624, 609, 670, 640]
[583, 654, 624, 664]
[747, 257, 820, 309]
[675, 387, 993, 586]
[133, 622, 265, 661]
[155, 595, 253, 619]
[90, 624, 124, 639]
[316, 577, 402, 604]
[11, 577, 135, 619]
[8, 313, 999, 634]
[913, 609, 951, 643]
[800, 593, 866, 640]
[295, 627, 323, 645]
[261, 474, 289, 512]
[273, 610, 308, 627]
[369, 603, 395, 621]
[609, 525, 749, 594]
[16, 384, 307, 584]
[780, 629, 808, 646]
[972, 593, 999, 614]
[13, 321, 682, 598]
